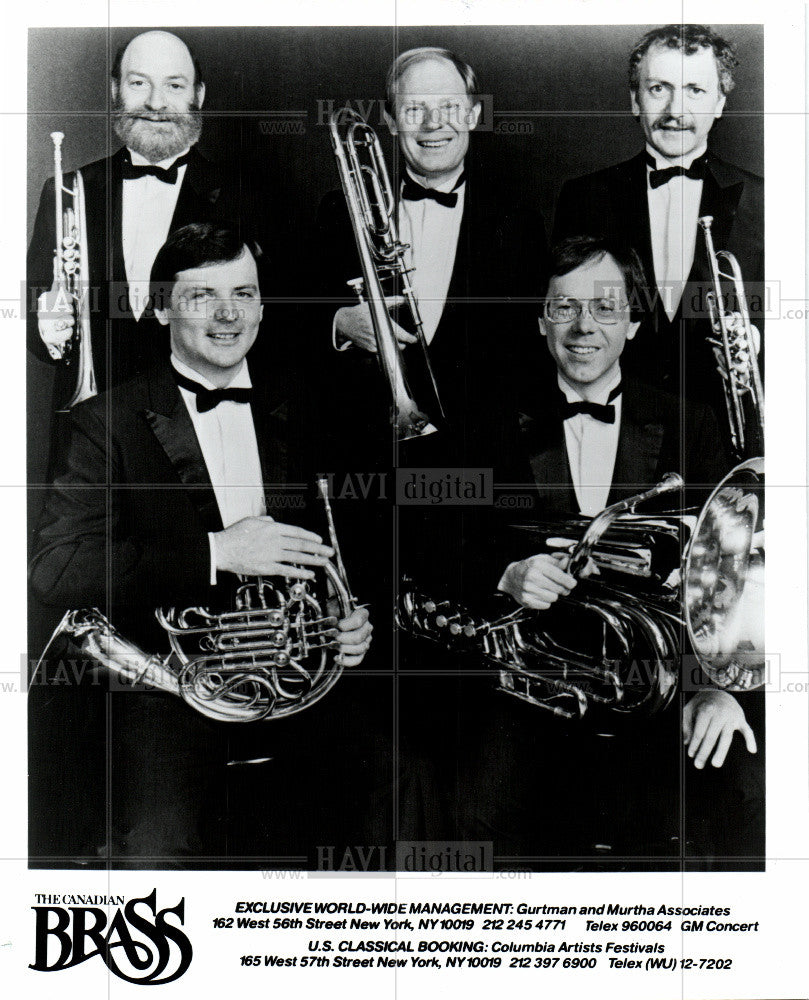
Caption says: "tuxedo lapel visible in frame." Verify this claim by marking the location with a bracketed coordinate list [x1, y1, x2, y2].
[250, 379, 290, 503]
[140, 364, 222, 533]
[171, 147, 223, 230]
[608, 380, 665, 504]
[689, 159, 745, 283]
[623, 153, 655, 282]
[517, 391, 578, 513]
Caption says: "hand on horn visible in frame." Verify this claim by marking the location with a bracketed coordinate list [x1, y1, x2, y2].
[497, 552, 577, 611]
[213, 516, 334, 580]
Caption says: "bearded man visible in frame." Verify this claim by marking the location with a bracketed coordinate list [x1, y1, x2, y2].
[28, 29, 264, 414]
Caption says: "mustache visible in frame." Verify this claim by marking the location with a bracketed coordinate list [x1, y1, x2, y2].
[652, 116, 695, 130]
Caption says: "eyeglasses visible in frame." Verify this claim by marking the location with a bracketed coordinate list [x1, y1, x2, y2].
[544, 297, 628, 325]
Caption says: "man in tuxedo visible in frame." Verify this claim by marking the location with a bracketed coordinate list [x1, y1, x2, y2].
[404, 236, 762, 867]
[29, 224, 374, 867]
[28, 30, 270, 484]
[553, 24, 763, 415]
[314, 46, 548, 457]
[466, 236, 762, 865]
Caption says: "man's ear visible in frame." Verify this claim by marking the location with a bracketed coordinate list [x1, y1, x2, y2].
[154, 306, 170, 328]
[383, 108, 397, 136]
[630, 89, 640, 119]
[468, 100, 482, 130]
[111, 79, 119, 104]
[714, 93, 726, 121]
[195, 82, 206, 109]
[626, 320, 641, 342]
[259, 303, 264, 323]
[538, 316, 547, 338]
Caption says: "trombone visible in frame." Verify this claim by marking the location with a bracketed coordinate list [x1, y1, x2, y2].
[328, 107, 445, 441]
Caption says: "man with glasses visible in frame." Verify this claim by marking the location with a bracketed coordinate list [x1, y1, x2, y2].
[451, 235, 761, 864]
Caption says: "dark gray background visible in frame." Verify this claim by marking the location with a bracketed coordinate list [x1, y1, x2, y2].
[28, 23, 764, 251]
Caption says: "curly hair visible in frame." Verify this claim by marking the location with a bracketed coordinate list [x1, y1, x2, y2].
[628, 24, 738, 96]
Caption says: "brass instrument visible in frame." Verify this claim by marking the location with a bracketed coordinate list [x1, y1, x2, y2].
[328, 107, 445, 440]
[47, 132, 97, 409]
[36, 479, 356, 723]
[699, 215, 764, 461]
[398, 461, 765, 720]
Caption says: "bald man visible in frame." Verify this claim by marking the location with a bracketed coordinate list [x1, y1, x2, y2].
[28, 30, 266, 418]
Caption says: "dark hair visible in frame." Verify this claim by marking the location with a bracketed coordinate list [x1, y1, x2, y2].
[543, 236, 648, 322]
[149, 223, 255, 309]
[111, 31, 204, 89]
[629, 24, 738, 96]
[385, 46, 478, 113]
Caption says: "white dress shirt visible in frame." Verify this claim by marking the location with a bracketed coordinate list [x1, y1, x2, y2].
[646, 142, 706, 321]
[559, 370, 623, 516]
[171, 354, 265, 583]
[122, 148, 189, 319]
[397, 164, 466, 344]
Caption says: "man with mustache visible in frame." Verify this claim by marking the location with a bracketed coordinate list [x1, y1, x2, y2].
[553, 25, 763, 418]
[28, 29, 262, 419]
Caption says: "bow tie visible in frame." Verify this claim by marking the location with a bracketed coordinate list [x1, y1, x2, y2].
[401, 172, 465, 208]
[560, 382, 622, 424]
[174, 370, 253, 412]
[647, 153, 708, 189]
[122, 152, 190, 184]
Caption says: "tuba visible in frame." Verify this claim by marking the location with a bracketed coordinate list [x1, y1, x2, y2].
[328, 107, 445, 440]
[36, 479, 357, 722]
[398, 461, 765, 720]
[47, 131, 97, 410]
[699, 215, 764, 461]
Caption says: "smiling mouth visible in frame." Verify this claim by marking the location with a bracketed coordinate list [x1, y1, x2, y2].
[565, 344, 599, 357]
[416, 137, 452, 148]
[208, 331, 241, 343]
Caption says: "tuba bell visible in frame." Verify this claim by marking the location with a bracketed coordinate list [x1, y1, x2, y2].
[398, 461, 765, 720]
[46, 131, 97, 410]
[328, 107, 445, 441]
[35, 479, 357, 723]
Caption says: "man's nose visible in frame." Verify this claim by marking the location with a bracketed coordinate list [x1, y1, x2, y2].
[213, 300, 240, 322]
[421, 106, 442, 131]
[144, 84, 168, 110]
[573, 303, 599, 334]
[666, 86, 685, 117]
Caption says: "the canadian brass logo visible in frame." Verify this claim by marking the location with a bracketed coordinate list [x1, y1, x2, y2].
[30, 889, 192, 984]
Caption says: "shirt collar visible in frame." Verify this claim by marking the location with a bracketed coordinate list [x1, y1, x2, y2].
[128, 146, 191, 170]
[557, 367, 622, 407]
[644, 142, 708, 171]
[404, 163, 466, 194]
[171, 354, 252, 392]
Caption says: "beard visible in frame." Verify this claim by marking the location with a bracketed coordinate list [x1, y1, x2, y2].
[113, 95, 203, 162]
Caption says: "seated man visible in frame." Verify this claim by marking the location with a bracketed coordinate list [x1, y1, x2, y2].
[401, 236, 763, 868]
[29, 223, 375, 868]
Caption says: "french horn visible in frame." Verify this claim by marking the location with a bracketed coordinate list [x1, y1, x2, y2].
[36, 479, 356, 723]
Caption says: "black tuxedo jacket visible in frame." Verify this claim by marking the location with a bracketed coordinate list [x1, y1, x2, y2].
[501, 374, 730, 515]
[553, 151, 764, 406]
[30, 355, 321, 651]
[310, 158, 549, 463]
[27, 145, 269, 397]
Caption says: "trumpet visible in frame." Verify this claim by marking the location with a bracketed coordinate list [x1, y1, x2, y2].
[398, 461, 765, 721]
[48, 131, 97, 410]
[328, 107, 445, 441]
[699, 215, 764, 461]
[35, 479, 356, 723]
